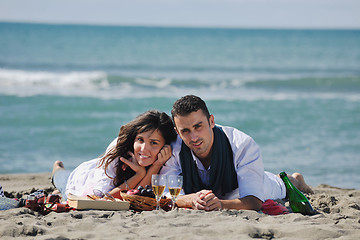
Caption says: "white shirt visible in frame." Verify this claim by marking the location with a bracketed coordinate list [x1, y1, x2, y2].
[160, 125, 286, 201]
[65, 138, 118, 197]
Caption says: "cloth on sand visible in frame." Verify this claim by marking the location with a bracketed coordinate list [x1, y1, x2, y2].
[0, 184, 21, 211]
[261, 199, 289, 215]
[0, 184, 4, 197]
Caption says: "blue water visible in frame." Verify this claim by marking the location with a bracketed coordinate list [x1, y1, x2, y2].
[1, 22, 359, 189]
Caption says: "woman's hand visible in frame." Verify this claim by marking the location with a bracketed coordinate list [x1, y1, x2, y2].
[134, 145, 172, 189]
[119, 151, 146, 174]
[112, 152, 146, 194]
[152, 145, 172, 167]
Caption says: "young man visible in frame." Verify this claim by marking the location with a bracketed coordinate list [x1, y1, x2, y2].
[160, 95, 313, 211]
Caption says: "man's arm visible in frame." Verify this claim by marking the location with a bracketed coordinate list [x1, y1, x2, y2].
[187, 190, 262, 211]
[174, 193, 198, 208]
[220, 196, 262, 211]
[222, 126, 266, 205]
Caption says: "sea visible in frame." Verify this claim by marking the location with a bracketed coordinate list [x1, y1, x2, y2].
[0, 22, 359, 189]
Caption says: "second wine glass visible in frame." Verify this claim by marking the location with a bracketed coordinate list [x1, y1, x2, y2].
[167, 175, 183, 210]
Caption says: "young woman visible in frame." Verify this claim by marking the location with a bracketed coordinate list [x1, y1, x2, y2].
[52, 110, 177, 200]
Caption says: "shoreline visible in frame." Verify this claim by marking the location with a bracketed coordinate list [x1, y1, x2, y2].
[1, 172, 360, 239]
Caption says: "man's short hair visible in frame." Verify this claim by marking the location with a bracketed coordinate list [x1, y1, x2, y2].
[171, 95, 211, 121]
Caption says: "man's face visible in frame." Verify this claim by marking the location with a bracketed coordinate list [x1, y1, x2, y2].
[174, 110, 215, 161]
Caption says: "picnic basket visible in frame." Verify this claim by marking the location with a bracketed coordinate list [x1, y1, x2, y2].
[120, 191, 172, 211]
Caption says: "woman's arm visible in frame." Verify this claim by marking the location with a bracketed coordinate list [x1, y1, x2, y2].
[109, 168, 146, 198]
[109, 152, 147, 199]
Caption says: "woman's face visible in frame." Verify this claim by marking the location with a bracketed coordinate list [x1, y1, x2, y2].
[133, 129, 166, 167]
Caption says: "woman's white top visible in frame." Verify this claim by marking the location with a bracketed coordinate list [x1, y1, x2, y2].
[65, 138, 118, 197]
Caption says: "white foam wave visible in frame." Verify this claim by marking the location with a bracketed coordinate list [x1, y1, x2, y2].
[0, 68, 109, 96]
[0, 68, 358, 102]
[134, 78, 172, 88]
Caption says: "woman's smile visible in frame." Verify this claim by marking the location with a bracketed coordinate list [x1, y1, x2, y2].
[133, 129, 166, 167]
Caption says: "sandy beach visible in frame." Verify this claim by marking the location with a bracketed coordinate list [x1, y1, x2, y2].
[1, 173, 359, 240]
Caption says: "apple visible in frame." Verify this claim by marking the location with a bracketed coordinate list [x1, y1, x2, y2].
[126, 189, 140, 195]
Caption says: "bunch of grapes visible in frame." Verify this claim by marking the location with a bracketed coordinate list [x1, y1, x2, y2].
[126, 185, 155, 198]
[137, 185, 156, 198]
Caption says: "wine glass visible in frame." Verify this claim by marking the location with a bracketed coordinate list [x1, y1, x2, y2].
[167, 175, 183, 210]
[151, 174, 166, 210]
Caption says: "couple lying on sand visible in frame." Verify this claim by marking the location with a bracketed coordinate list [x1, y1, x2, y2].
[52, 95, 313, 211]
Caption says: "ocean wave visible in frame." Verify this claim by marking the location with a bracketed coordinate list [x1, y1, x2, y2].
[0, 68, 109, 89]
[2, 60, 359, 76]
[0, 68, 359, 101]
[244, 77, 360, 92]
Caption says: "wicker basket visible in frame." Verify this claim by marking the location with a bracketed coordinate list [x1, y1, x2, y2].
[120, 191, 172, 211]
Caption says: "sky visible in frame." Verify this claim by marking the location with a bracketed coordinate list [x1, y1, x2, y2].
[0, 0, 360, 29]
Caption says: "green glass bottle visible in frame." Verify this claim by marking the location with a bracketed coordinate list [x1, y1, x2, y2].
[279, 171, 316, 215]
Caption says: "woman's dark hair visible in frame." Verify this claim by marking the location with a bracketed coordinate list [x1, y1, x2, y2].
[98, 110, 177, 186]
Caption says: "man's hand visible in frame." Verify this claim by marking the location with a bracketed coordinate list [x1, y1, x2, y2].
[192, 190, 222, 211]
[153, 145, 172, 167]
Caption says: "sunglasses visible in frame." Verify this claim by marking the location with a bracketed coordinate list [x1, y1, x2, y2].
[87, 189, 116, 202]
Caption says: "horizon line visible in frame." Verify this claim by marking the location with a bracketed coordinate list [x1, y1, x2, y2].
[1, 20, 360, 31]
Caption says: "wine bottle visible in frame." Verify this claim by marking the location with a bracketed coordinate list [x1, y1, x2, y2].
[279, 171, 316, 215]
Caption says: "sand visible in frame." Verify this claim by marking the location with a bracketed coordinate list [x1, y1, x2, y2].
[1, 173, 359, 240]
